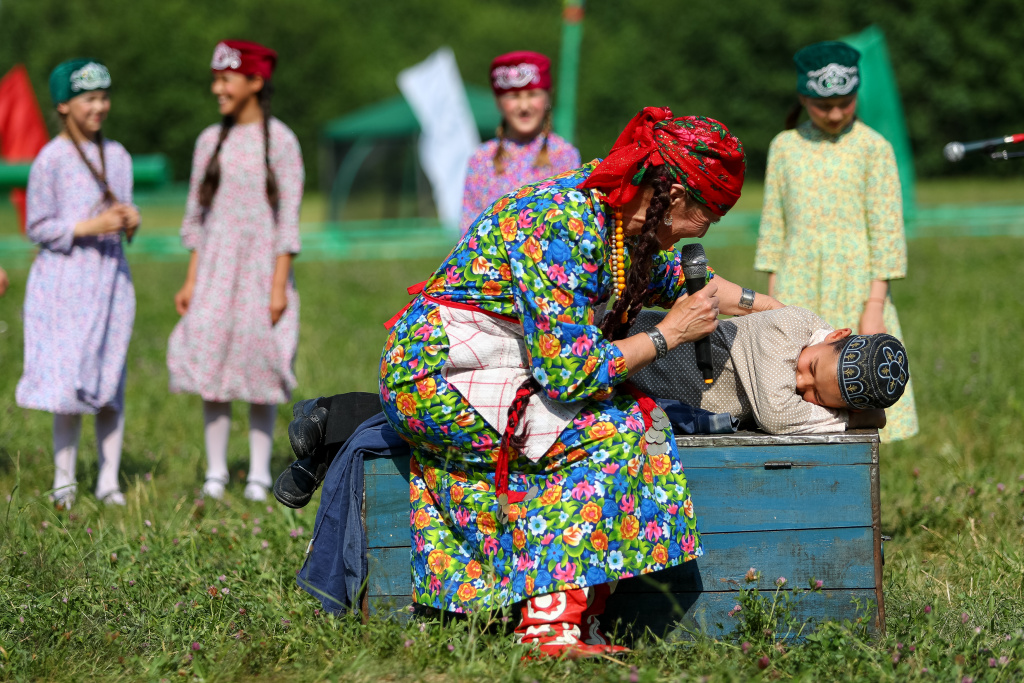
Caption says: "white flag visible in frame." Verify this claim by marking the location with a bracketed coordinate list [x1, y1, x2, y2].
[398, 47, 479, 228]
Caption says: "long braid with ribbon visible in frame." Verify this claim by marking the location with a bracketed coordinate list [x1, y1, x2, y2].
[496, 377, 541, 512]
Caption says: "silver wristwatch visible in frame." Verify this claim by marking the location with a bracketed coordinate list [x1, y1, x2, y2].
[738, 287, 756, 310]
[646, 327, 669, 360]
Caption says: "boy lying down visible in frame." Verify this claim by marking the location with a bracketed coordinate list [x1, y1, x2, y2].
[629, 306, 911, 435]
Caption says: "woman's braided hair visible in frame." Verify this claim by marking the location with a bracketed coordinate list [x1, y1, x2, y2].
[600, 168, 673, 341]
[500, 167, 676, 462]
[492, 108, 553, 175]
[198, 79, 279, 219]
[60, 113, 118, 209]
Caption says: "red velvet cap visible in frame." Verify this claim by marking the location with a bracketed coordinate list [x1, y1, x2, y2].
[211, 40, 277, 81]
[489, 51, 551, 95]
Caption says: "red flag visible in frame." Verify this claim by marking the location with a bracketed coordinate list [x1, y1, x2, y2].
[0, 65, 50, 232]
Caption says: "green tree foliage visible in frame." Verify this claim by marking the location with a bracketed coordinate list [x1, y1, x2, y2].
[2, 0, 1022, 184]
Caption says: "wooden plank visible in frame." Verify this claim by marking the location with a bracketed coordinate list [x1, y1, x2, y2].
[615, 527, 877, 592]
[365, 455, 411, 478]
[678, 443, 875, 468]
[366, 462, 874, 544]
[366, 527, 877, 599]
[686, 465, 872, 532]
[365, 472, 412, 547]
[602, 589, 877, 641]
[675, 429, 879, 448]
[368, 595, 413, 620]
[367, 547, 411, 597]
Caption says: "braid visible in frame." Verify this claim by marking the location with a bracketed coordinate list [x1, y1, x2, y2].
[61, 114, 117, 206]
[198, 115, 234, 213]
[493, 120, 507, 175]
[496, 376, 542, 497]
[600, 170, 673, 341]
[532, 110, 553, 169]
[259, 80, 280, 215]
[784, 101, 803, 130]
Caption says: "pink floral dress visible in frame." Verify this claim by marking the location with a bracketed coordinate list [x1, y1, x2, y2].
[167, 118, 303, 404]
[17, 137, 136, 414]
[460, 133, 580, 235]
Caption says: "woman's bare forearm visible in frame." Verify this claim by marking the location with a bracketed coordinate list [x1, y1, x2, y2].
[712, 275, 783, 316]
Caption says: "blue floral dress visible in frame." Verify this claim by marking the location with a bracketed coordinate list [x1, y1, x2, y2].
[380, 161, 703, 613]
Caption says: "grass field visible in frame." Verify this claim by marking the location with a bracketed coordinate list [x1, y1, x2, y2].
[1, 233, 1024, 681]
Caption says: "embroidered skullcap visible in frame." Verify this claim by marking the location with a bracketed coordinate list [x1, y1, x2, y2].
[578, 106, 746, 216]
[490, 51, 551, 95]
[49, 59, 111, 106]
[211, 40, 277, 81]
[837, 334, 909, 410]
[794, 41, 861, 98]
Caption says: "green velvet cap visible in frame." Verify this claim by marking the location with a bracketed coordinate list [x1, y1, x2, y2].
[48, 58, 111, 105]
[794, 41, 860, 98]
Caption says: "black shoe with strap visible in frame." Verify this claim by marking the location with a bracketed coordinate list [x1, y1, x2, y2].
[274, 392, 383, 508]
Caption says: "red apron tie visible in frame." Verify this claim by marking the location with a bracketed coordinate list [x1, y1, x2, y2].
[383, 281, 427, 330]
[622, 382, 657, 431]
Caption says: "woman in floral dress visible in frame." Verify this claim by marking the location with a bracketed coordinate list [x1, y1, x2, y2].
[18, 59, 140, 509]
[755, 41, 918, 441]
[168, 41, 304, 501]
[460, 51, 580, 235]
[381, 107, 781, 657]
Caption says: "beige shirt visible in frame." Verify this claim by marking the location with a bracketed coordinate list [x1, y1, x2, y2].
[630, 307, 848, 435]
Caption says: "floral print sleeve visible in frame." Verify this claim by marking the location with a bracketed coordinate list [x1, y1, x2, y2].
[754, 136, 787, 273]
[865, 138, 907, 281]
[500, 184, 629, 402]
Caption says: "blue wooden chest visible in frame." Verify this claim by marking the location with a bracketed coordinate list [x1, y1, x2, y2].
[361, 429, 884, 637]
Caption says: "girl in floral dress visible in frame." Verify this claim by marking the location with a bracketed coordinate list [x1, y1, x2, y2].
[168, 40, 304, 501]
[382, 108, 781, 657]
[18, 59, 140, 509]
[460, 51, 580, 235]
[755, 41, 918, 441]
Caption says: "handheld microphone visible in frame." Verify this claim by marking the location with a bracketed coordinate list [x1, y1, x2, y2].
[679, 243, 715, 385]
[944, 133, 1024, 162]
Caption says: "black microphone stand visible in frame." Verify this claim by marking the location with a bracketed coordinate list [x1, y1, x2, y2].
[991, 149, 1024, 161]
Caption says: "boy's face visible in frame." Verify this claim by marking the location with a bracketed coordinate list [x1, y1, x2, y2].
[795, 328, 852, 408]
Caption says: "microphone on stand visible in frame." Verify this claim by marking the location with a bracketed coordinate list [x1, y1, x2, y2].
[680, 243, 715, 385]
[944, 133, 1024, 162]
[991, 149, 1024, 161]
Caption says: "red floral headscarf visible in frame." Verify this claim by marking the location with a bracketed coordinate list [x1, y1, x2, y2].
[578, 106, 746, 216]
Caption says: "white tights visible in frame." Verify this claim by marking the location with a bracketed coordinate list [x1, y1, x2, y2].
[202, 401, 276, 488]
[52, 408, 125, 499]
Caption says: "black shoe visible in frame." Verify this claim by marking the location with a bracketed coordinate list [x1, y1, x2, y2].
[273, 456, 327, 509]
[288, 398, 329, 461]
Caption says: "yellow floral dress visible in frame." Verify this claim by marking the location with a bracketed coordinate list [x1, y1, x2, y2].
[754, 120, 918, 441]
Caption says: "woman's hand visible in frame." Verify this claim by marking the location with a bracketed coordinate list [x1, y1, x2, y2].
[175, 251, 199, 316]
[848, 408, 886, 430]
[174, 281, 194, 316]
[270, 287, 287, 325]
[121, 205, 141, 242]
[74, 205, 131, 237]
[658, 281, 720, 348]
[858, 299, 886, 335]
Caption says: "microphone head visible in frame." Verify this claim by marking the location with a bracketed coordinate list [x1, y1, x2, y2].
[944, 141, 965, 162]
[680, 242, 708, 279]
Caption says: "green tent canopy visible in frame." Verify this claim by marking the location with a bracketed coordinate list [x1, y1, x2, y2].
[320, 84, 500, 222]
[323, 84, 500, 142]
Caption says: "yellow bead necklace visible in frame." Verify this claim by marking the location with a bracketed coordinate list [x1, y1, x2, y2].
[611, 210, 625, 298]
